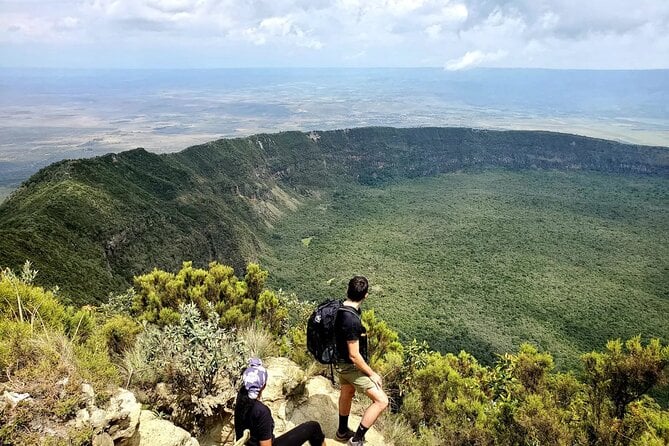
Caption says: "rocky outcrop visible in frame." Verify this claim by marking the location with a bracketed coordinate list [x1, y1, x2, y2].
[74, 388, 141, 442]
[5, 357, 387, 446]
[72, 386, 199, 446]
[259, 357, 391, 446]
[123, 411, 199, 446]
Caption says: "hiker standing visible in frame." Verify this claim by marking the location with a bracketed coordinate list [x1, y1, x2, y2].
[235, 358, 327, 446]
[334, 276, 389, 445]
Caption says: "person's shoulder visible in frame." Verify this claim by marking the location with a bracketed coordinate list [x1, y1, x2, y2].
[340, 306, 361, 321]
[251, 400, 271, 417]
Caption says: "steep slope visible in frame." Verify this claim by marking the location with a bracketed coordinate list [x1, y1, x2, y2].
[0, 127, 667, 304]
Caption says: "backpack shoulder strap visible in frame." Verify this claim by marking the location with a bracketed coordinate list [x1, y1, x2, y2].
[338, 305, 361, 320]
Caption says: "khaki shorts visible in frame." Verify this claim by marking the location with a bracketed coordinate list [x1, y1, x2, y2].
[335, 363, 376, 393]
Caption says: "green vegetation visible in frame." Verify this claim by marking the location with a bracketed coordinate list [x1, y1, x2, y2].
[0, 261, 307, 443]
[2, 261, 668, 445]
[1, 127, 667, 368]
[261, 170, 669, 368]
[0, 263, 120, 445]
[1, 128, 667, 305]
[390, 338, 669, 446]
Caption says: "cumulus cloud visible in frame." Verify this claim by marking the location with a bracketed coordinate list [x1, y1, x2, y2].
[445, 49, 507, 70]
[243, 15, 322, 48]
[0, 0, 668, 68]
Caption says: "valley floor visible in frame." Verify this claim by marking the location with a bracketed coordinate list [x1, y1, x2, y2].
[261, 169, 669, 368]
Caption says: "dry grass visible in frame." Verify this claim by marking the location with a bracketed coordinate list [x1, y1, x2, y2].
[239, 324, 277, 360]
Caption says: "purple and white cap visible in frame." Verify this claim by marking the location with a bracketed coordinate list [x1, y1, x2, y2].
[243, 358, 268, 400]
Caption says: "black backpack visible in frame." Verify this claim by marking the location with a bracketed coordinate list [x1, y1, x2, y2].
[307, 299, 360, 364]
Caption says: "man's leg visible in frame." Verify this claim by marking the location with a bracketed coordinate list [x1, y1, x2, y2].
[337, 383, 356, 438]
[339, 383, 355, 417]
[350, 386, 388, 443]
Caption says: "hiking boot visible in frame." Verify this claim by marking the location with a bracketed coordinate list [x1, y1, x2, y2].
[347, 438, 365, 446]
[335, 428, 355, 442]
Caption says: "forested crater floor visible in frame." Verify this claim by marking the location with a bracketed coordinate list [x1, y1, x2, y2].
[0, 127, 667, 367]
[260, 169, 668, 368]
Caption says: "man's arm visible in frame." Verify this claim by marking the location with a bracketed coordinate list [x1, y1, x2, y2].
[347, 339, 383, 389]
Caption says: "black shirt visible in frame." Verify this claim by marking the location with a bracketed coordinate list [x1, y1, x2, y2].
[235, 399, 274, 446]
[335, 305, 368, 363]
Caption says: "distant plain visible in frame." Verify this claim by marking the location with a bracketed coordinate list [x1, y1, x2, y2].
[1, 68, 668, 197]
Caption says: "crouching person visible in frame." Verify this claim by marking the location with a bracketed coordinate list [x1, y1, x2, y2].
[235, 358, 327, 446]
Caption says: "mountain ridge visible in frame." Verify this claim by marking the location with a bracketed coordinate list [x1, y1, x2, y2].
[1, 126, 667, 304]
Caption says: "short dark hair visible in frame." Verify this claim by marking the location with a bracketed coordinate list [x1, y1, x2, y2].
[347, 276, 369, 302]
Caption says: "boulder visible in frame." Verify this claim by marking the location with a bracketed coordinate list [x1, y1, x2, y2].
[286, 375, 390, 446]
[92, 433, 114, 446]
[288, 376, 338, 435]
[123, 410, 199, 446]
[69, 386, 142, 442]
[263, 357, 305, 402]
[104, 389, 142, 441]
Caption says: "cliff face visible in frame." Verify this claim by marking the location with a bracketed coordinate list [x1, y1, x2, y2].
[0, 127, 667, 304]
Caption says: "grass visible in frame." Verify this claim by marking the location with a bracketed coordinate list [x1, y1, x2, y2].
[260, 169, 669, 368]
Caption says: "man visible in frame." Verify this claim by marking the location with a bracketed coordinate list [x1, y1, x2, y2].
[334, 276, 389, 446]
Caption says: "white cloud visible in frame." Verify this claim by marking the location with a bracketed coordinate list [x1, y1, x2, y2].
[56, 16, 80, 30]
[445, 49, 507, 70]
[425, 23, 441, 39]
[386, 0, 426, 16]
[0, 0, 668, 67]
[243, 15, 322, 49]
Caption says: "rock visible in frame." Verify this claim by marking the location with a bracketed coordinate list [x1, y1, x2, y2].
[285, 375, 390, 446]
[123, 410, 199, 446]
[263, 357, 305, 402]
[74, 408, 91, 429]
[104, 389, 142, 441]
[90, 408, 108, 431]
[92, 433, 114, 446]
[81, 383, 96, 409]
[288, 376, 338, 435]
[1, 391, 33, 409]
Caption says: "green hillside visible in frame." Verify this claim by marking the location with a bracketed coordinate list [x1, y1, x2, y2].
[0, 127, 667, 365]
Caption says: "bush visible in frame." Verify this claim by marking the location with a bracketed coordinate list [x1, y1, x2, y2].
[96, 315, 141, 356]
[132, 262, 290, 333]
[0, 265, 120, 445]
[239, 324, 278, 360]
[0, 263, 67, 331]
[125, 303, 249, 434]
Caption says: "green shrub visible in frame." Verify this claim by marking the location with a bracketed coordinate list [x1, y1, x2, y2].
[132, 262, 289, 333]
[96, 315, 141, 356]
[0, 263, 67, 331]
[127, 303, 248, 435]
[0, 319, 32, 372]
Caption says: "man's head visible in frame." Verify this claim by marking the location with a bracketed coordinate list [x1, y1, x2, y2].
[347, 275, 369, 302]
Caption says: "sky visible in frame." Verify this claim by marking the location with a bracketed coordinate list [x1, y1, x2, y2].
[1, 0, 669, 69]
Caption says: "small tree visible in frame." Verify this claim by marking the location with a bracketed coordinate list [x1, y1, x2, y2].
[582, 337, 669, 444]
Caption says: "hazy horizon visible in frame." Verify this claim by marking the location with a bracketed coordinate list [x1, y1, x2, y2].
[1, 67, 668, 198]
